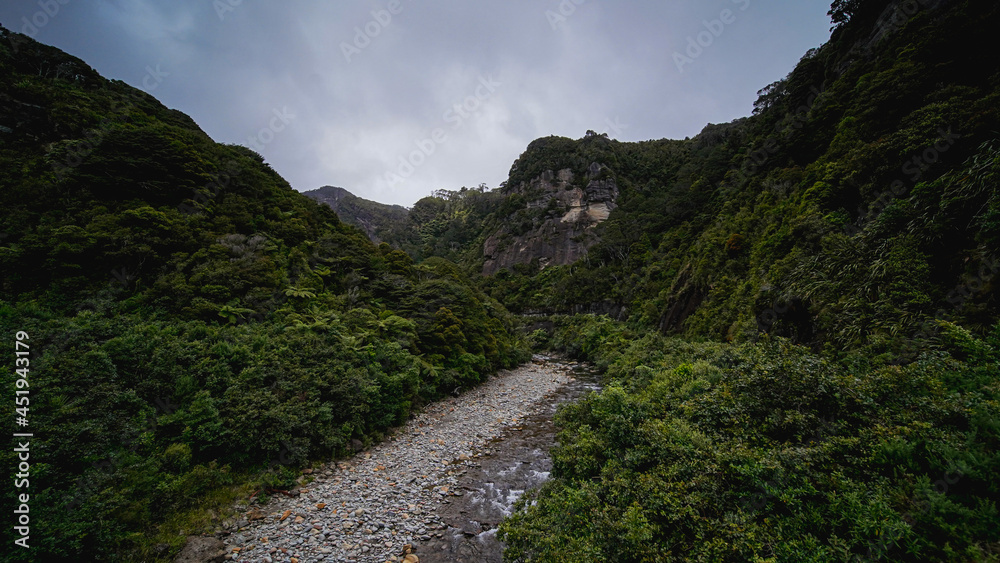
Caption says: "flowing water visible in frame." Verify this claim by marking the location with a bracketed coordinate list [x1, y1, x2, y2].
[416, 357, 602, 563]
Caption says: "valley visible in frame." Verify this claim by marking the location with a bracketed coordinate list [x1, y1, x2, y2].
[1, 0, 999, 561]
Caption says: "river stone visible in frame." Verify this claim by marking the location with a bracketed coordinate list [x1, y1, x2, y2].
[222, 363, 588, 563]
[174, 536, 226, 563]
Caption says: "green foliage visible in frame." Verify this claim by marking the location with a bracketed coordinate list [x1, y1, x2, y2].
[500, 317, 1000, 561]
[5, 0, 1000, 559]
[0, 25, 527, 562]
[456, 0, 1000, 357]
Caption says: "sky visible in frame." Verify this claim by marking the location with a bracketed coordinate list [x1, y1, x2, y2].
[2, 0, 834, 207]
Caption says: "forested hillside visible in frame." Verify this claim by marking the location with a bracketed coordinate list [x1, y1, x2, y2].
[3, 0, 1000, 560]
[0, 25, 526, 561]
[302, 185, 409, 243]
[310, 0, 1000, 560]
[352, 0, 1000, 361]
[489, 0, 1000, 560]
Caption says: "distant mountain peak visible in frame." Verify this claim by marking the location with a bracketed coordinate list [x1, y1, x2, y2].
[303, 186, 408, 242]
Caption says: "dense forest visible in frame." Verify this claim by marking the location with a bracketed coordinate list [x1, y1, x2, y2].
[2, 0, 999, 560]
[0, 24, 526, 561]
[333, 0, 1000, 560]
[487, 0, 1000, 560]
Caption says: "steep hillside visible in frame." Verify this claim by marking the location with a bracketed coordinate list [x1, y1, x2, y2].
[395, 0, 1000, 363]
[302, 185, 408, 242]
[3, 0, 999, 559]
[482, 155, 619, 275]
[493, 0, 1000, 560]
[0, 25, 526, 561]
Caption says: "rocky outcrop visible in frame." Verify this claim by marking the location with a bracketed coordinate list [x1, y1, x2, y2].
[174, 536, 226, 563]
[482, 163, 617, 275]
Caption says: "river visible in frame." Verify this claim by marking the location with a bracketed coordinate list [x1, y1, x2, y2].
[416, 357, 602, 563]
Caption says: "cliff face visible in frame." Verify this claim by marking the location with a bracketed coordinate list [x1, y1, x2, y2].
[482, 162, 617, 275]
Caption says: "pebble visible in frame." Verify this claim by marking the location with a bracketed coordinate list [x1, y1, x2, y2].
[224, 363, 572, 562]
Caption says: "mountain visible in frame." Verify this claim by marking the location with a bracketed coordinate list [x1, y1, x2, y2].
[489, 0, 1000, 559]
[306, 1, 1000, 558]
[368, 0, 1000, 357]
[3, 0, 1000, 560]
[302, 185, 408, 242]
[482, 155, 619, 276]
[0, 24, 525, 561]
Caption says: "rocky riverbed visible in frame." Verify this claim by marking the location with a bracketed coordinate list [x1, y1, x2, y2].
[206, 357, 599, 563]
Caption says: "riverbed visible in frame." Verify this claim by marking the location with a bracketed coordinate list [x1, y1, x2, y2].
[417, 358, 601, 563]
[222, 356, 601, 563]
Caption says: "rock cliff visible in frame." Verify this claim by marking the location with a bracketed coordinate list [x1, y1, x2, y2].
[482, 162, 617, 275]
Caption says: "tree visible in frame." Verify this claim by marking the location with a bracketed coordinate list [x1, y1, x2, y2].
[828, 0, 891, 31]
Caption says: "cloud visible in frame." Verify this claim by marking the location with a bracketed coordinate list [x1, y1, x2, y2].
[0, 0, 833, 206]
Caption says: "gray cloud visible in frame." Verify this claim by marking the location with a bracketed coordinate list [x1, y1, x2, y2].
[2, 0, 833, 205]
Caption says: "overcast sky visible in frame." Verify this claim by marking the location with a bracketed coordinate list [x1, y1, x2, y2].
[2, 0, 833, 206]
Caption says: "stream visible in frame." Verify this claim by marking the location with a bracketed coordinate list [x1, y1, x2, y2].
[415, 357, 602, 563]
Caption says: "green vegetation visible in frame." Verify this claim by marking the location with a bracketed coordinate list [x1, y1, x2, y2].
[3, 0, 1000, 560]
[373, 2, 1000, 362]
[0, 26, 525, 561]
[499, 315, 1000, 561]
[489, 0, 1000, 560]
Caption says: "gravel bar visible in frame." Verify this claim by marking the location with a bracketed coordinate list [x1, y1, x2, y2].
[221, 361, 572, 563]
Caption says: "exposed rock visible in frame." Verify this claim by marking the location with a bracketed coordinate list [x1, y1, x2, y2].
[174, 536, 226, 563]
[228, 364, 575, 563]
[246, 509, 264, 522]
[482, 164, 618, 275]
